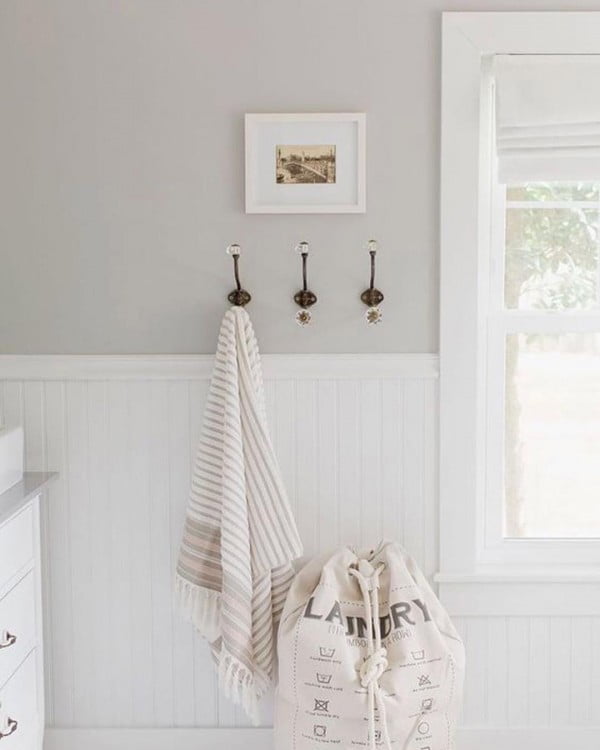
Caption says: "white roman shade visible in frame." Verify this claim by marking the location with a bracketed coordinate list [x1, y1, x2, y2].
[494, 55, 600, 183]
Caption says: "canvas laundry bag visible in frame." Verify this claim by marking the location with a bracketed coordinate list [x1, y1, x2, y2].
[274, 542, 464, 750]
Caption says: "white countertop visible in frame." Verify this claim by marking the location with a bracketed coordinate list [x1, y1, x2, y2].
[0, 471, 57, 526]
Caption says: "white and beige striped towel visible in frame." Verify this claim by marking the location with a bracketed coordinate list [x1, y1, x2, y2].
[176, 306, 302, 722]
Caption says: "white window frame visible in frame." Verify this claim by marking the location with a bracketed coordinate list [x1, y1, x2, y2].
[439, 12, 600, 578]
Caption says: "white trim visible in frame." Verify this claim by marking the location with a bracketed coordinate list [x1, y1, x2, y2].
[437, 569, 600, 583]
[0, 354, 438, 382]
[33, 498, 45, 750]
[492, 311, 600, 334]
[506, 200, 600, 209]
[439, 579, 600, 617]
[439, 11, 600, 577]
[44, 728, 272, 750]
[43, 726, 600, 750]
[436, 552, 600, 612]
[446, 11, 600, 53]
[440, 13, 488, 575]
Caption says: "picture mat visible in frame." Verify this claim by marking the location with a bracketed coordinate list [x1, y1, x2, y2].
[249, 120, 358, 207]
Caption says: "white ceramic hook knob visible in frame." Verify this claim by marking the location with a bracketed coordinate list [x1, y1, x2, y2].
[367, 239, 378, 254]
[295, 241, 309, 255]
[226, 243, 241, 256]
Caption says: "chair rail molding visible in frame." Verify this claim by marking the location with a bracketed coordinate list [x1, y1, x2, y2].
[0, 353, 439, 381]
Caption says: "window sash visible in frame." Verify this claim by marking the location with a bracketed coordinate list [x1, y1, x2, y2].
[490, 312, 600, 333]
[506, 200, 600, 209]
[483, 324, 600, 564]
[483, 180, 600, 560]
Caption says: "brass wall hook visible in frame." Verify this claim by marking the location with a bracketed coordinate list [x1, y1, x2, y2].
[293, 241, 317, 325]
[226, 243, 252, 307]
[361, 240, 384, 324]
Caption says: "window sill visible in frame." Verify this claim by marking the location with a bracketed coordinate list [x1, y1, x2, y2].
[435, 569, 600, 584]
[436, 572, 600, 616]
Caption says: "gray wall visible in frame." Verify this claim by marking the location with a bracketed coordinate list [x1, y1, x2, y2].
[2, 0, 598, 354]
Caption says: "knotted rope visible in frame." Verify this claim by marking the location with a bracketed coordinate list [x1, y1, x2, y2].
[350, 559, 392, 750]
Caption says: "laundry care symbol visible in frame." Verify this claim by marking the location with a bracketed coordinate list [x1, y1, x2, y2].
[417, 721, 430, 735]
[316, 673, 332, 685]
[314, 699, 329, 712]
[314, 725, 327, 738]
[421, 698, 433, 711]
[411, 650, 425, 661]
[418, 674, 431, 686]
[319, 647, 336, 658]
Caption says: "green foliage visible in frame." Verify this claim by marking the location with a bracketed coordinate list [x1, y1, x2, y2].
[505, 182, 599, 310]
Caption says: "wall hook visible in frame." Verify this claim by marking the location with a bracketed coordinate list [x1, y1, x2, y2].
[361, 240, 384, 324]
[293, 241, 317, 326]
[226, 244, 252, 307]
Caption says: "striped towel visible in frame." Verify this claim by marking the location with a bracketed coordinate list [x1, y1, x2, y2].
[176, 306, 303, 722]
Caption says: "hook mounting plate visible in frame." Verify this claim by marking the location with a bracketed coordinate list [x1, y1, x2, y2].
[294, 290, 317, 308]
[228, 289, 252, 306]
[361, 288, 384, 307]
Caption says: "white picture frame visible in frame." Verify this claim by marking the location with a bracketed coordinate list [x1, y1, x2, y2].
[245, 113, 366, 214]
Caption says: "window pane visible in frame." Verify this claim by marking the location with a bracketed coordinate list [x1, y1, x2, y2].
[505, 333, 600, 538]
[505, 207, 599, 310]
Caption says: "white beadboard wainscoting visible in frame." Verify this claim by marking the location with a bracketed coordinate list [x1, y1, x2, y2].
[0, 355, 437, 731]
[1, 353, 600, 750]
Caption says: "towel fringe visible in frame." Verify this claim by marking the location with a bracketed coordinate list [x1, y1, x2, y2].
[174, 576, 267, 725]
[174, 575, 221, 642]
[218, 646, 263, 725]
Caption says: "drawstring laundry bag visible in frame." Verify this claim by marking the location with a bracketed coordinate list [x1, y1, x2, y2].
[274, 542, 464, 750]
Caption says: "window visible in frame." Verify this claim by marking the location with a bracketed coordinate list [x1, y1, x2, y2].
[497, 183, 600, 539]
[440, 13, 600, 573]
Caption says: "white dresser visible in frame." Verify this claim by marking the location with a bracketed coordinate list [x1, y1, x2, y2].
[0, 473, 55, 750]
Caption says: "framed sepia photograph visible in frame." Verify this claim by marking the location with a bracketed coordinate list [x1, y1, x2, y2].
[245, 113, 366, 213]
[276, 145, 336, 184]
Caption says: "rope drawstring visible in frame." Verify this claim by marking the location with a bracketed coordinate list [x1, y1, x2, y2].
[350, 560, 392, 750]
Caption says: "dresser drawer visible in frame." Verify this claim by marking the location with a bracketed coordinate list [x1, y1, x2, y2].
[0, 651, 37, 750]
[0, 573, 36, 690]
[0, 505, 33, 590]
